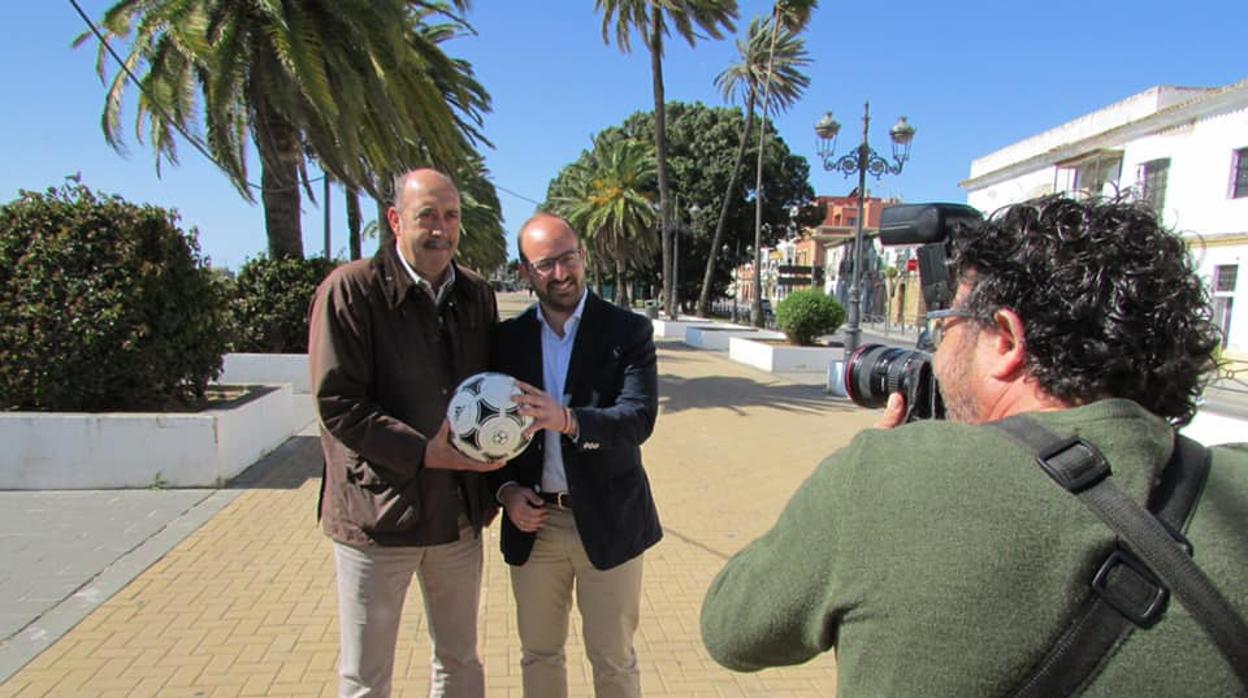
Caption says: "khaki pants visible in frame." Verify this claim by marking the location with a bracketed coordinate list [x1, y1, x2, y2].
[509, 508, 644, 698]
[333, 522, 484, 698]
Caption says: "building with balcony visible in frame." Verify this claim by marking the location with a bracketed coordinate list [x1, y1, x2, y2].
[961, 79, 1248, 355]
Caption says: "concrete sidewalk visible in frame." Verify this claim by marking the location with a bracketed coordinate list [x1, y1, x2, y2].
[0, 331, 871, 697]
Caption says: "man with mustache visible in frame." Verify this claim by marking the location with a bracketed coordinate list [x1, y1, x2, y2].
[309, 168, 505, 698]
[490, 213, 662, 698]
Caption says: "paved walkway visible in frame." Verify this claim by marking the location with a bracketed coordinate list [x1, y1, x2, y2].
[0, 294, 877, 697]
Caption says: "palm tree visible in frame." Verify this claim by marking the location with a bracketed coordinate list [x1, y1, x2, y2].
[346, 187, 363, 260]
[77, 1, 490, 259]
[553, 136, 657, 307]
[750, 0, 817, 326]
[455, 155, 509, 272]
[595, 0, 737, 318]
[696, 16, 810, 317]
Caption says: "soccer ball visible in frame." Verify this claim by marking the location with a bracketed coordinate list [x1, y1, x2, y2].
[446, 372, 534, 462]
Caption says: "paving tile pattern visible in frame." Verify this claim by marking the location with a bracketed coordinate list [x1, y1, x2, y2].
[2, 295, 877, 696]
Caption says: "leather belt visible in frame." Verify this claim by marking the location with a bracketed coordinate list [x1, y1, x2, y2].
[539, 491, 572, 510]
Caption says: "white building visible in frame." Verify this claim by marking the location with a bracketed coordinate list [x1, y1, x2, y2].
[961, 79, 1248, 356]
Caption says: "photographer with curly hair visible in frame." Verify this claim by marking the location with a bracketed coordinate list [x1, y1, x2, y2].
[701, 196, 1247, 696]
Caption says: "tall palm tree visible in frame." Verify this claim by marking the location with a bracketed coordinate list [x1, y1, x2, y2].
[750, 0, 817, 326]
[345, 187, 363, 260]
[595, 0, 737, 318]
[696, 16, 809, 317]
[77, 1, 490, 259]
[553, 136, 657, 307]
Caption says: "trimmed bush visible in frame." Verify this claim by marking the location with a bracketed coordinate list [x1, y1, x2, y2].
[775, 289, 845, 346]
[229, 256, 337, 353]
[0, 183, 229, 411]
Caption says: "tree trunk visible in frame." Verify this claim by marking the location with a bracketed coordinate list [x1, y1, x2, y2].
[615, 256, 631, 307]
[255, 101, 304, 259]
[697, 93, 756, 317]
[751, 11, 784, 327]
[377, 198, 393, 251]
[322, 174, 332, 259]
[346, 187, 362, 260]
[649, 8, 674, 320]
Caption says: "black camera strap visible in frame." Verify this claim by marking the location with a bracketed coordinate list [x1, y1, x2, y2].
[990, 415, 1248, 696]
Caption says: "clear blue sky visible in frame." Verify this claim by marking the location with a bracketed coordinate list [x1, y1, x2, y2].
[2, 1, 1245, 270]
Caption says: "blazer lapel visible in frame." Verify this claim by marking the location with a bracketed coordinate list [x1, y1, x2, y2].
[516, 307, 544, 387]
[564, 292, 605, 405]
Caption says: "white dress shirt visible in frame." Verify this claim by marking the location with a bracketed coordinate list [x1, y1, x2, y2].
[535, 290, 588, 493]
[395, 243, 456, 305]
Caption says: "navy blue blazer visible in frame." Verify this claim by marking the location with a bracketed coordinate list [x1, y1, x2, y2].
[490, 292, 662, 570]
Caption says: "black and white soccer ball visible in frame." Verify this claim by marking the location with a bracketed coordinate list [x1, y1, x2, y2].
[446, 372, 534, 462]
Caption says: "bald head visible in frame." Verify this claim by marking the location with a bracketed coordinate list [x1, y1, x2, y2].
[519, 213, 585, 315]
[518, 213, 579, 265]
[393, 168, 457, 208]
[388, 168, 461, 283]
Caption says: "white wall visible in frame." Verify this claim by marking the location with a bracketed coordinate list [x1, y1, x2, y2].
[964, 84, 1248, 355]
[966, 168, 1056, 214]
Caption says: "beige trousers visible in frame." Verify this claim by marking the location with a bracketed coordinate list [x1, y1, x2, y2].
[332, 521, 484, 698]
[509, 508, 645, 698]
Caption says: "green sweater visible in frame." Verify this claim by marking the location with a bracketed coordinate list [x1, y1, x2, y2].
[700, 400, 1248, 696]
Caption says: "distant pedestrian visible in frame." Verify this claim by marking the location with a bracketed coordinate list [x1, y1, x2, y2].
[309, 168, 505, 698]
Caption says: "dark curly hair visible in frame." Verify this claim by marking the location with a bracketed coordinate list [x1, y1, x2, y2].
[951, 195, 1220, 425]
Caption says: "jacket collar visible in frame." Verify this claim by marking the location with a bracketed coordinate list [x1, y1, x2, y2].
[376, 245, 463, 311]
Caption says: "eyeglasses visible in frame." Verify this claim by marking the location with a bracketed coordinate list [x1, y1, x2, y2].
[925, 308, 979, 349]
[529, 249, 583, 276]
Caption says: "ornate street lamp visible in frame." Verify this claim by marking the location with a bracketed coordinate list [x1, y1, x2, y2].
[815, 102, 915, 355]
[673, 203, 700, 318]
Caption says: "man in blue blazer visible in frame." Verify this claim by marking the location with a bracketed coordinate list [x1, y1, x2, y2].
[491, 213, 662, 698]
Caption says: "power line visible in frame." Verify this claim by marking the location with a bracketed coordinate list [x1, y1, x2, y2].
[72, 0, 542, 208]
[489, 180, 542, 206]
[68, 0, 324, 192]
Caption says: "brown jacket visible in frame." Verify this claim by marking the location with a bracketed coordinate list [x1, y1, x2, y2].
[308, 247, 497, 547]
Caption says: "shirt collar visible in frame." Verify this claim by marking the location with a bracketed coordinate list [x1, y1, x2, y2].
[536, 288, 588, 337]
[395, 242, 456, 305]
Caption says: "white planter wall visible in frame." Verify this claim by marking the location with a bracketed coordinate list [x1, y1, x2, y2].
[650, 318, 718, 340]
[219, 353, 311, 393]
[0, 385, 294, 490]
[728, 336, 839, 373]
[684, 326, 784, 350]
[218, 352, 318, 432]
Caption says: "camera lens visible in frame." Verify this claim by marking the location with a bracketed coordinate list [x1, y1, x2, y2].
[844, 344, 933, 409]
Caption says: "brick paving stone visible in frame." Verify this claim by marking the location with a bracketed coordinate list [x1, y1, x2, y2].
[0, 293, 871, 696]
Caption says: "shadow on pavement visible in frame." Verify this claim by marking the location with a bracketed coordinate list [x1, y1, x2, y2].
[227, 435, 322, 490]
[658, 374, 849, 416]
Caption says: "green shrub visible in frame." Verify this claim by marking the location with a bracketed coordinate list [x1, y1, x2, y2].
[0, 183, 228, 411]
[229, 256, 336, 353]
[775, 289, 845, 346]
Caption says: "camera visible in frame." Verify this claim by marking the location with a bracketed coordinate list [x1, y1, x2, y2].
[827, 203, 981, 423]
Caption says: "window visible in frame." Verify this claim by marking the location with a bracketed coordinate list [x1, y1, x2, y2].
[1075, 156, 1122, 197]
[1232, 147, 1248, 199]
[1139, 158, 1170, 212]
[1056, 151, 1123, 198]
[1213, 297, 1233, 348]
[1215, 264, 1238, 293]
[1213, 264, 1238, 349]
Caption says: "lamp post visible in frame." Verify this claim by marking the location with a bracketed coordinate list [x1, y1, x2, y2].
[814, 101, 915, 355]
[723, 241, 744, 323]
[672, 202, 700, 319]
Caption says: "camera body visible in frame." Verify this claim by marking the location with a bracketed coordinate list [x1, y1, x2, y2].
[829, 203, 982, 422]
